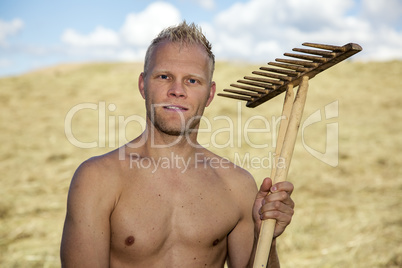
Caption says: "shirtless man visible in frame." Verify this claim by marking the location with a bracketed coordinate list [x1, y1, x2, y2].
[60, 21, 294, 268]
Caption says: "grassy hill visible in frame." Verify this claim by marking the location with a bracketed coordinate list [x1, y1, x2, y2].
[0, 60, 401, 267]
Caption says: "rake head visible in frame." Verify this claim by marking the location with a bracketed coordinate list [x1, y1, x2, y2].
[217, 42, 362, 108]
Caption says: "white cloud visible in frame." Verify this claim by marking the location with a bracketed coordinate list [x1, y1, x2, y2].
[207, 0, 402, 62]
[360, 0, 402, 26]
[61, 26, 120, 47]
[60, 1, 181, 61]
[116, 48, 148, 62]
[57, 0, 402, 64]
[120, 1, 181, 46]
[194, 0, 216, 10]
[0, 18, 24, 45]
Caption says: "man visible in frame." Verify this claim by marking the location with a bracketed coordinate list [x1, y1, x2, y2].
[61, 21, 294, 268]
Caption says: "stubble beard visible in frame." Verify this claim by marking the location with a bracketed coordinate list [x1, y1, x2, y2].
[148, 108, 202, 137]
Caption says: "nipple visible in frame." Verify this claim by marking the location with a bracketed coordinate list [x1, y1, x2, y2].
[125, 236, 135, 246]
[212, 239, 219, 246]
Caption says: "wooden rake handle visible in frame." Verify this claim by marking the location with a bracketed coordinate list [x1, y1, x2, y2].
[253, 76, 309, 268]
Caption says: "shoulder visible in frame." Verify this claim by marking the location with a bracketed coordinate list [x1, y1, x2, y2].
[68, 151, 124, 208]
[72, 152, 118, 185]
[224, 161, 258, 200]
[73, 146, 132, 181]
[202, 149, 258, 196]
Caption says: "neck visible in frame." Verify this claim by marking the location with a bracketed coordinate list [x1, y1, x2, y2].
[139, 124, 201, 160]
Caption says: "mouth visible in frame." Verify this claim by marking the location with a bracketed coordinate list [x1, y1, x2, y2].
[163, 105, 189, 112]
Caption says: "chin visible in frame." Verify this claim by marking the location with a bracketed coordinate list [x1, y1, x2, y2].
[154, 122, 186, 136]
[160, 128, 185, 136]
[150, 113, 201, 137]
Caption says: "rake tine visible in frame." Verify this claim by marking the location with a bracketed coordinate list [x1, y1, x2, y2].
[302, 42, 345, 52]
[237, 79, 275, 89]
[230, 83, 269, 93]
[268, 62, 309, 72]
[275, 58, 319, 68]
[252, 70, 292, 81]
[284, 52, 327, 62]
[259, 66, 299, 76]
[217, 93, 252, 101]
[223, 89, 262, 97]
[292, 47, 336, 57]
[244, 76, 284, 86]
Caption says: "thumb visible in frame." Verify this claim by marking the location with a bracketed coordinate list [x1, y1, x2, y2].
[256, 177, 273, 199]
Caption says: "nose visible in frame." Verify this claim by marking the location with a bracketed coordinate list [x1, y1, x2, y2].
[168, 81, 187, 98]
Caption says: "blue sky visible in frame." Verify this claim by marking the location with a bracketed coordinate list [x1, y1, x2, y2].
[1, 0, 401, 77]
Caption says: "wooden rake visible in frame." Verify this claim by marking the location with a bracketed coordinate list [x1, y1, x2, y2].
[217, 42, 362, 267]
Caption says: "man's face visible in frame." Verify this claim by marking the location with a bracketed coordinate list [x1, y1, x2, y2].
[139, 40, 215, 136]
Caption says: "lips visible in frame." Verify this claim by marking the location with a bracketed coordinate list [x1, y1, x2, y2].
[163, 105, 188, 111]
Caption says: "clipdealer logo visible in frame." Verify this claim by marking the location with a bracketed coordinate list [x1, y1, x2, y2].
[301, 100, 339, 167]
[64, 100, 339, 167]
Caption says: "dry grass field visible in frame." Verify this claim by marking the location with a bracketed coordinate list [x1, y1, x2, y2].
[0, 59, 401, 267]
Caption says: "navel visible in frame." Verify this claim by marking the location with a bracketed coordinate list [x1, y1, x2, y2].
[125, 236, 135, 246]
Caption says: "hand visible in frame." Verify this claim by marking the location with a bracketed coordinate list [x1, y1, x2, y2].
[253, 177, 294, 238]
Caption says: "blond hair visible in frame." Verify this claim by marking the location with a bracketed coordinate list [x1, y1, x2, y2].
[143, 21, 215, 79]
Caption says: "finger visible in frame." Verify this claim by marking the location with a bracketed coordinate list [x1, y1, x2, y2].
[260, 200, 294, 216]
[260, 207, 293, 224]
[255, 177, 273, 199]
[264, 191, 295, 208]
[270, 181, 294, 196]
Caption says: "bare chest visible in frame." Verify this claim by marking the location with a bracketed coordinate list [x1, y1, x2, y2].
[109, 167, 240, 263]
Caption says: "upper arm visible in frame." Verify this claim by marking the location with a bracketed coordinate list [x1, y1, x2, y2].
[226, 169, 258, 268]
[60, 158, 117, 267]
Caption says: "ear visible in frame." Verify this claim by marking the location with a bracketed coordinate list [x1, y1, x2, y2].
[205, 81, 216, 107]
[138, 72, 146, 99]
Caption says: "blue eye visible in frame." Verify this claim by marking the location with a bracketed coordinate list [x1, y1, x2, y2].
[189, 79, 197, 84]
[160, 75, 168, 79]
